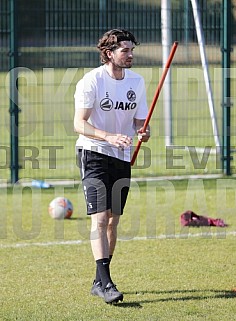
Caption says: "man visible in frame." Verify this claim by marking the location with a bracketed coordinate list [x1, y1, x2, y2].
[74, 28, 150, 304]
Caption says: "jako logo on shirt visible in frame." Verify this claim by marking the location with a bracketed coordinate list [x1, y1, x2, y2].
[100, 98, 137, 111]
[114, 102, 137, 110]
[100, 98, 113, 111]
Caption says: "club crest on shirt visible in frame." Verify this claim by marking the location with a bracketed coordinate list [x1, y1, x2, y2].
[100, 98, 113, 111]
[127, 90, 136, 102]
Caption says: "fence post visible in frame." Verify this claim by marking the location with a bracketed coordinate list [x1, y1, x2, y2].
[9, 0, 19, 183]
[161, 0, 173, 147]
[99, 0, 107, 31]
[222, 0, 232, 175]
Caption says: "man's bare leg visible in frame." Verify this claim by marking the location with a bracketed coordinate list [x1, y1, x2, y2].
[90, 211, 110, 260]
[107, 213, 120, 257]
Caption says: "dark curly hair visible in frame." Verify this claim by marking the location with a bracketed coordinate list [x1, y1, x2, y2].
[97, 28, 140, 64]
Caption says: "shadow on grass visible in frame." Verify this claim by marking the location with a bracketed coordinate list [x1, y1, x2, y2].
[115, 289, 236, 308]
[115, 302, 143, 308]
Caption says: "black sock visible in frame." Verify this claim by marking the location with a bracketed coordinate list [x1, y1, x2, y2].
[95, 255, 113, 283]
[95, 266, 101, 283]
[96, 258, 112, 290]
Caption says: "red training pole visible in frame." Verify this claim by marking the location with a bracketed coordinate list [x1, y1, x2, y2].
[131, 41, 178, 166]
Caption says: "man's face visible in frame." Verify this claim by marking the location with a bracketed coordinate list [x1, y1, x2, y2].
[108, 40, 135, 68]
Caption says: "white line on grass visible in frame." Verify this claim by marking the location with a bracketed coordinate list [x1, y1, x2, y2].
[0, 174, 227, 188]
[1, 231, 236, 249]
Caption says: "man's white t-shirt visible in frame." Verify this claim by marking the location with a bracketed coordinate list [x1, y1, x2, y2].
[74, 65, 148, 162]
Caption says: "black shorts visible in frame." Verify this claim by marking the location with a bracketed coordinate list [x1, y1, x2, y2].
[77, 149, 131, 215]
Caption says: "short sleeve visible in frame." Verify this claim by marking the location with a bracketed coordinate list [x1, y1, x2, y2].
[134, 77, 148, 119]
[74, 74, 96, 110]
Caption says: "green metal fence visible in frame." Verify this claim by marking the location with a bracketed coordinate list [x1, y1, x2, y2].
[0, 0, 235, 183]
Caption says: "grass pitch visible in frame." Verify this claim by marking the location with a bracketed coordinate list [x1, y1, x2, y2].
[1, 179, 236, 321]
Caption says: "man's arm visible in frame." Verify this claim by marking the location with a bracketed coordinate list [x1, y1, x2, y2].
[74, 108, 133, 148]
[74, 108, 107, 140]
